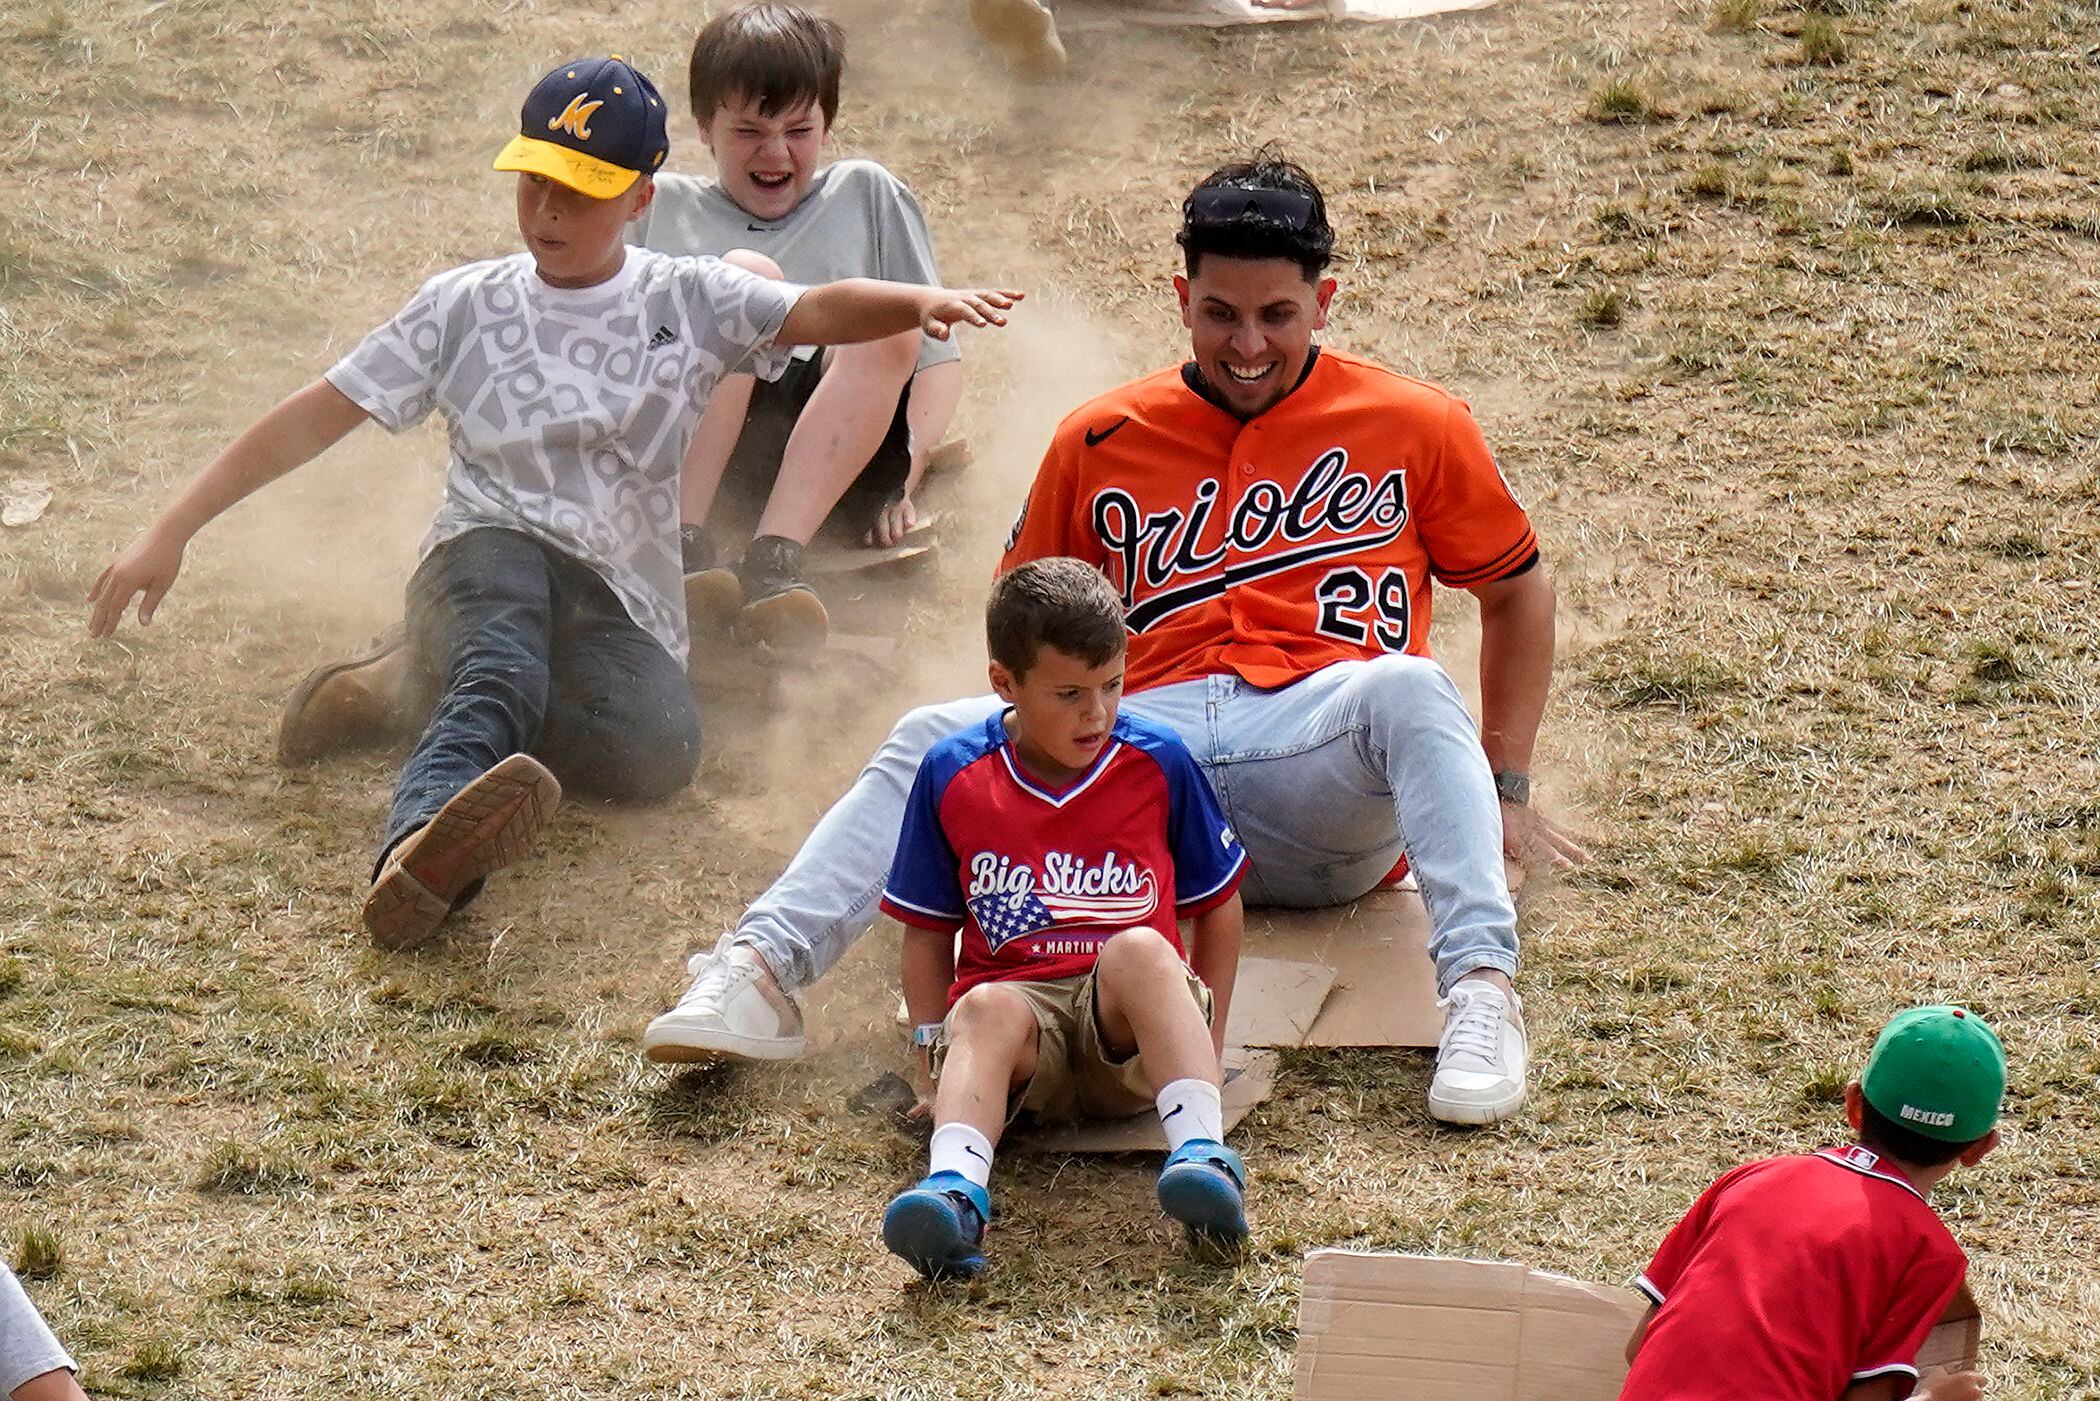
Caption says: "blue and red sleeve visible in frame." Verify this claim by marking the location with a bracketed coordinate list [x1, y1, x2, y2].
[880, 748, 968, 933]
[1128, 721, 1246, 916]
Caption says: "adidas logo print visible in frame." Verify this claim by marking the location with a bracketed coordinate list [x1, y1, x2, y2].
[648, 325, 678, 348]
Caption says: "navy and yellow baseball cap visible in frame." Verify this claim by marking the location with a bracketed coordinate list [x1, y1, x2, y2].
[1861, 1005, 2007, 1143]
[493, 56, 668, 200]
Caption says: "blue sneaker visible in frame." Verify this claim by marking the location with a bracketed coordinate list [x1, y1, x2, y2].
[882, 1172, 991, 1280]
[1156, 1139, 1248, 1246]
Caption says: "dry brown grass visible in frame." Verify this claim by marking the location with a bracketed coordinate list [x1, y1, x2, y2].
[3, 0, 2097, 1396]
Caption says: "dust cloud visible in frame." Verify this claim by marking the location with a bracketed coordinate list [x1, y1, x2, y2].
[742, 292, 1143, 832]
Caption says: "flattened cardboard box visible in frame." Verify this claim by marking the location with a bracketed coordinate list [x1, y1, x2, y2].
[1241, 891, 1443, 1048]
[1292, 1252, 1982, 1401]
[1293, 1252, 1646, 1401]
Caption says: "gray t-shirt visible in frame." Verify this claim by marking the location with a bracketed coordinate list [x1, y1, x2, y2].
[2, 1262, 75, 1393]
[634, 159, 958, 373]
[326, 248, 801, 663]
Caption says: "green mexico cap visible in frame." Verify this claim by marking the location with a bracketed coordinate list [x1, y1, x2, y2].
[1860, 1005, 2006, 1143]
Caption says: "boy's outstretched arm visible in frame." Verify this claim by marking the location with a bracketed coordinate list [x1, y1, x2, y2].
[778, 279, 1021, 350]
[1187, 894, 1244, 1062]
[899, 924, 958, 1118]
[87, 380, 369, 637]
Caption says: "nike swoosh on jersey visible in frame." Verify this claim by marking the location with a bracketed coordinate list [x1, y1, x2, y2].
[1085, 417, 1131, 447]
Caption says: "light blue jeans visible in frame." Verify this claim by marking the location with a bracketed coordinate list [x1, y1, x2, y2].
[726, 655, 1517, 996]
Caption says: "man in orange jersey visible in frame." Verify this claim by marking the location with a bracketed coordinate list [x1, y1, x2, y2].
[645, 156, 1583, 1124]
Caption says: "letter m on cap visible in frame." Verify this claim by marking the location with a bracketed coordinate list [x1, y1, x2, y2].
[549, 94, 603, 141]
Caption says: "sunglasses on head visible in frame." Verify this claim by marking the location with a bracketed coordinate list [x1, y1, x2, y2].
[1183, 183, 1317, 231]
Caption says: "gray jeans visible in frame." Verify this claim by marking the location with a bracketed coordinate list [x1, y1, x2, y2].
[726, 654, 1517, 996]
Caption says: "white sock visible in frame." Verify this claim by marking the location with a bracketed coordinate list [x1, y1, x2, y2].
[928, 1122, 995, 1189]
[1156, 1078, 1224, 1152]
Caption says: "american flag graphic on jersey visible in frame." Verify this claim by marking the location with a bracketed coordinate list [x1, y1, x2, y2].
[966, 865, 1160, 952]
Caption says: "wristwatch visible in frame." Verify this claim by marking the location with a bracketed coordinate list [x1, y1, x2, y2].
[910, 1021, 945, 1049]
[1492, 770, 1532, 806]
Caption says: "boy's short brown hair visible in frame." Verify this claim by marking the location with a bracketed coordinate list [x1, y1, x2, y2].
[688, 3, 845, 125]
[987, 559, 1127, 679]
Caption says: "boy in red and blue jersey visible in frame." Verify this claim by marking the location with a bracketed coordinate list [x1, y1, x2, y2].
[1621, 1005, 2006, 1401]
[879, 558, 1249, 1280]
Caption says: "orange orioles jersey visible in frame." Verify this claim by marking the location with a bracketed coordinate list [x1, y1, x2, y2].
[999, 347, 1540, 695]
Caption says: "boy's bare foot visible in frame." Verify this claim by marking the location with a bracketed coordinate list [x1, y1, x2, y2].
[362, 753, 562, 950]
[967, 0, 1067, 79]
[276, 625, 415, 765]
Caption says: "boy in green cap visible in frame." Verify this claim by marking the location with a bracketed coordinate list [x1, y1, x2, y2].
[1621, 1005, 2006, 1401]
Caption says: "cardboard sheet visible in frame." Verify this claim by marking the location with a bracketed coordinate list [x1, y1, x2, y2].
[1293, 1252, 1647, 1401]
[1222, 956, 1339, 1048]
[1020, 1049, 1277, 1153]
[1293, 1252, 1983, 1400]
[1917, 1284, 1982, 1377]
[1058, 0, 1497, 31]
[1246, 891, 1444, 1048]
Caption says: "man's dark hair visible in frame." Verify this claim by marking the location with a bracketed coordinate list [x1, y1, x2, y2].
[1857, 1098, 1985, 1170]
[987, 558, 1127, 679]
[1176, 153, 1336, 280]
[688, 3, 845, 125]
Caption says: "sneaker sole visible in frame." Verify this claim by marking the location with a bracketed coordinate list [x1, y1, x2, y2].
[276, 628, 410, 766]
[1156, 1164, 1249, 1244]
[1426, 1080, 1527, 1126]
[683, 568, 743, 639]
[739, 588, 829, 653]
[882, 1192, 984, 1280]
[363, 754, 561, 951]
[640, 1020, 808, 1065]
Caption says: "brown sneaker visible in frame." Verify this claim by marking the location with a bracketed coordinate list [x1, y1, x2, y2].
[277, 626, 416, 766]
[685, 568, 744, 639]
[735, 535, 829, 653]
[361, 753, 562, 950]
[967, 0, 1066, 79]
[681, 525, 743, 639]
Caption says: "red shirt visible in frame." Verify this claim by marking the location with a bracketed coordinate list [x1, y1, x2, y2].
[879, 710, 1246, 1005]
[1622, 1147, 1967, 1401]
[999, 348, 1538, 695]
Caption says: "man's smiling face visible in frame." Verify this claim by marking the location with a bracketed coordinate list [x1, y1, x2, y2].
[1175, 255, 1336, 419]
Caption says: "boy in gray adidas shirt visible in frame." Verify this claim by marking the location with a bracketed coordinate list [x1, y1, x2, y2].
[89, 55, 1017, 950]
[635, 2, 969, 649]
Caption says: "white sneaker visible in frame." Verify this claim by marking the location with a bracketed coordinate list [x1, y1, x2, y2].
[642, 945, 807, 1064]
[1427, 980, 1528, 1124]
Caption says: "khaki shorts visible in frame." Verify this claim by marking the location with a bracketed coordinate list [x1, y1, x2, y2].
[933, 967, 1214, 1124]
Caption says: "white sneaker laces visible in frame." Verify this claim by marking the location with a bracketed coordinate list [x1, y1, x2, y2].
[1439, 987, 1507, 1068]
[674, 952, 758, 1012]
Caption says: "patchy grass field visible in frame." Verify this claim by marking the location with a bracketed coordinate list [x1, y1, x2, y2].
[3, 0, 2097, 1395]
